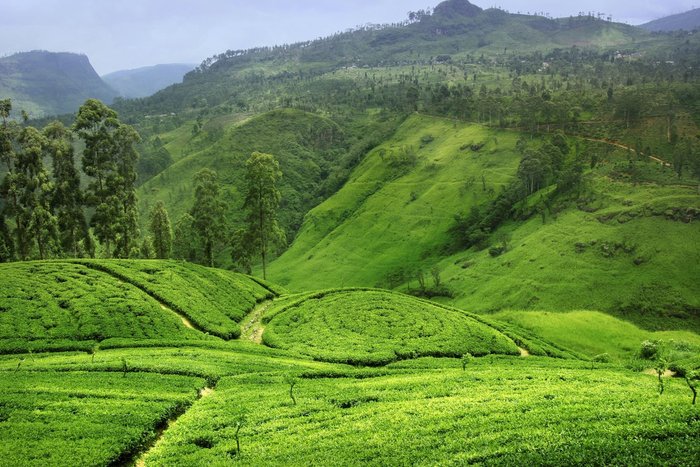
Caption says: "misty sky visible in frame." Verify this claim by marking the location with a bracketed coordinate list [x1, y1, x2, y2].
[1, 0, 697, 75]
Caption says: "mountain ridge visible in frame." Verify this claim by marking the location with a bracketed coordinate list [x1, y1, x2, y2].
[641, 8, 700, 32]
[0, 50, 117, 118]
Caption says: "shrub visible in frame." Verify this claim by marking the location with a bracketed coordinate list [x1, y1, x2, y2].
[639, 340, 660, 360]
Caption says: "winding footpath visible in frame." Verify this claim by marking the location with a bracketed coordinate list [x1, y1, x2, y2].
[133, 386, 216, 467]
[240, 300, 273, 344]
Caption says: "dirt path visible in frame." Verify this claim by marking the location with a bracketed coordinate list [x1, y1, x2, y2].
[643, 369, 676, 378]
[518, 347, 531, 357]
[581, 136, 672, 168]
[160, 303, 195, 330]
[134, 386, 215, 467]
[240, 300, 273, 344]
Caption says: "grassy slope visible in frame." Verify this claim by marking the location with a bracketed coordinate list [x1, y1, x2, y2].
[268, 114, 521, 289]
[268, 114, 700, 334]
[440, 177, 700, 327]
[495, 310, 700, 360]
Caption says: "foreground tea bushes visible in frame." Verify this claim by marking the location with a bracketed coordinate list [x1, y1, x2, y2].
[0, 262, 201, 353]
[0, 371, 204, 466]
[141, 358, 700, 466]
[0, 344, 346, 383]
[76, 260, 280, 339]
[263, 289, 520, 365]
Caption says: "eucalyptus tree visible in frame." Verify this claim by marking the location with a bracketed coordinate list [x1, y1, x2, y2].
[15, 127, 57, 260]
[237, 152, 285, 280]
[191, 169, 226, 267]
[149, 201, 172, 259]
[73, 99, 140, 257]
[44, 121, 86, 257]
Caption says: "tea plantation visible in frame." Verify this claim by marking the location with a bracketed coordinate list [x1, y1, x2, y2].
[0, 263, 698, 465]
[262, 289, 521, 365]
[0, 261, 700, 466]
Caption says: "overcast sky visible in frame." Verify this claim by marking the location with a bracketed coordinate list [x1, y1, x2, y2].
[1, 0, 697, 75]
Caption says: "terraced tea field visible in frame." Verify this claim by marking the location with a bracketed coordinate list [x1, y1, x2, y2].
[0, 261, 698, 465]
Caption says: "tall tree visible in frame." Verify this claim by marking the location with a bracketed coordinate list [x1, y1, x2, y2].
[14, 127, 57, 259]
[44, 121, 86, 257]
[237, 152, 285, 280]
[191, 169, 226, 267]
[73, 99, 119, 255]
[173, 213, 198, 262]
[149, 201, 172, 259]
[73, 99, 140, 257]
[110, 124, 141, 258]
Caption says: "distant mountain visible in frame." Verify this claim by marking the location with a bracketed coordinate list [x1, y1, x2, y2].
[102, 63, 195, 99]
[640, 8, 700, 32]
[0, 51, 117, 118]
[123, 0, 647, 116]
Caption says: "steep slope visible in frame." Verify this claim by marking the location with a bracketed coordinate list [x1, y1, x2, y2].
[440, 177, 700, 331]
[641, 8, 700, 32]
[102, 64, 194, 98]
[268, 114, 522, 289]
[0, 51, 117, 118]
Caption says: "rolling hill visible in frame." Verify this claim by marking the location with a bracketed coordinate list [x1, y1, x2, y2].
[0, 51, 117, 118]
[1, 1, 699, 464]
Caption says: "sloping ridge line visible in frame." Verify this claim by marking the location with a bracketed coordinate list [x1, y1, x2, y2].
[71, 261, 217, 338]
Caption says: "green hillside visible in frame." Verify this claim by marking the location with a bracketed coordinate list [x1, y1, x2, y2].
[641, 8, 700, 32]
[1, 2, 699, 464]
[118, 2, 648, 117]
[138, 109, 360, 241]
[266, 112, 699, 332]
[0, 51, 117, 118]
[268, 114, 521, 288]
